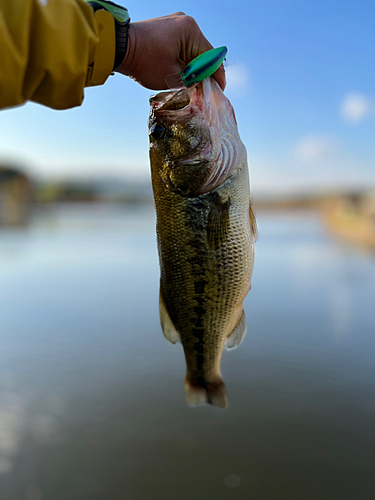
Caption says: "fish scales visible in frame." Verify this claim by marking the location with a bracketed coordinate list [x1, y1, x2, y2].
[149, 78, 256, 408]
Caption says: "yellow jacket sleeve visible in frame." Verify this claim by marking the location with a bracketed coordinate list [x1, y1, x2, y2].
[0, 0, 116, 110]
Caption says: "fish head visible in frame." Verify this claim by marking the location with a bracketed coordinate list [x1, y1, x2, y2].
[149, 78, 246, 196]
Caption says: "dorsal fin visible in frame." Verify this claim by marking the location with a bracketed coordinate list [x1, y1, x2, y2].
[159, 288, 181, 344]
[226, 310, 246, 349]
[249, 195, 258, 241]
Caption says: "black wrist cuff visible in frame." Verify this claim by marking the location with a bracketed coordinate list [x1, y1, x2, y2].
[113, 19, 130, 71]
[87, 1, 130, 71]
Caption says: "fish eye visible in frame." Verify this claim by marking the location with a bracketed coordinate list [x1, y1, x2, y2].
[150, 124, 165, 140]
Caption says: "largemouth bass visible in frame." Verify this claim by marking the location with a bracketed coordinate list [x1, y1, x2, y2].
[148, 78, 257, 408]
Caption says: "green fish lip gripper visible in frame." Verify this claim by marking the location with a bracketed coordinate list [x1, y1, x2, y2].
[165, 46, 228, 89]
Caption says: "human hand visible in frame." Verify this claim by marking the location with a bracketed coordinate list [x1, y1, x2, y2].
[116, 12, 226, 91]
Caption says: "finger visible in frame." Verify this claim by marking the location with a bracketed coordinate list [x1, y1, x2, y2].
[212, 64, 226, 91]
[186, 37, 213, 65]
[181, 17, 213, 62]
[195, 32, 213, 56]
[149, 12, 186, 22]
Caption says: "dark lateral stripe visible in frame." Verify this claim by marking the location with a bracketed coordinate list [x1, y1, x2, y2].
[195, 354, 205, 371]
[193, 306, 205, 317]
[194, 343, 204, 355]
[195, 297, 205, 306]
[191, 327, 205, 338]
[194, 279, 207, 294]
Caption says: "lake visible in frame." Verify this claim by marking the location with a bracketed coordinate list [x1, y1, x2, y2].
[0, 204, 374, 500]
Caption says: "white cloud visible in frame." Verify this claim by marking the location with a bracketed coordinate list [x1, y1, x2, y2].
[225, 63, 250, 94]
[341, 92, 373, 123]
[295, 135, 339, 162]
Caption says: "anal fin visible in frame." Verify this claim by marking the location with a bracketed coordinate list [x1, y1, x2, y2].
[159, 288, 180, 344]
[226, 310, 246, 349]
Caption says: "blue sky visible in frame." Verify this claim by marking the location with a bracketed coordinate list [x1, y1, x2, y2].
[0, 0, 374, 194]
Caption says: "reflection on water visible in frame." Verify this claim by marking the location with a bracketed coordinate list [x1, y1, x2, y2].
[0, 204, 375, 499]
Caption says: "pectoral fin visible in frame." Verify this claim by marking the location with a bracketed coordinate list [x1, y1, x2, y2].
[159, 289, 180, 344]
[207, 192, 231, 249]
[226, 310, 246, 349]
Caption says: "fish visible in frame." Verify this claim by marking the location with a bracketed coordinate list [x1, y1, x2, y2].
[148, 77, 257, 408]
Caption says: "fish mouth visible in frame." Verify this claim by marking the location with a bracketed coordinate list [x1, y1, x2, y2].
[150, 88, 191, 112]
[149, 80, 214, 116]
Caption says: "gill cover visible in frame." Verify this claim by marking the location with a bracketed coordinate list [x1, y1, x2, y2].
[149, 78, 246, 197]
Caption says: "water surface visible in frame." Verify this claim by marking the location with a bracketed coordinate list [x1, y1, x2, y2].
[0, 205, 374, 500]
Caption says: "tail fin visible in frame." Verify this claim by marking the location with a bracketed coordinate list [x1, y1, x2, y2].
[184, 378, 228, 409]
